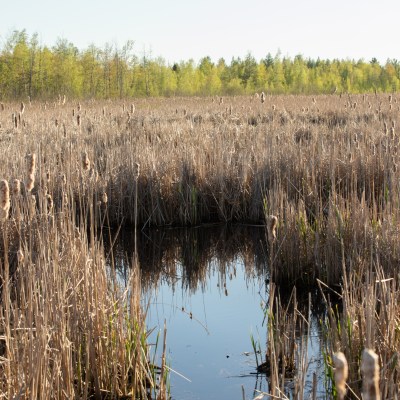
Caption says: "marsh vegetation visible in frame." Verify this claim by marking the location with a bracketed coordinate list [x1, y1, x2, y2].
[0, 93, 399, 398]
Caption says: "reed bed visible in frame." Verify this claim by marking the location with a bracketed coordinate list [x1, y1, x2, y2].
[1, 93, 400, 397]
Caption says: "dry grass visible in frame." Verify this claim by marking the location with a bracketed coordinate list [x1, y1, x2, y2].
[1, 93, 400, 397]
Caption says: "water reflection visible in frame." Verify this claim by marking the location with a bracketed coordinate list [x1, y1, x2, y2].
[107, 224, 327, 400]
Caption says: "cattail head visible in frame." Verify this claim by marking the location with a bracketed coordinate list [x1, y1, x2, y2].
[267, 215, 278, 241]
[101, 192, 108, 204]
[133, 162, 140, 179]
[20, 102, 25, 114]
[361, 349, 380, 400]
[60, 174, 67, 186]
[131, 103, 135, 114]
[77, 114, 81, 126]
[333, 352, 348, 400]
[17, 249, 24, 264]
[82, 151, 90, 171]
[27, 153, 36, 176]
[0, 180, 10, 220]
[12, 179, 21, 196]
[46, 194, 53, 213]
[29, 195, 36, 216]
[25, 153, 36, 192]
[261, 92, 266, 103]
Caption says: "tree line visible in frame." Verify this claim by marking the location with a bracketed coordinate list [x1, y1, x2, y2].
[1, 30, 400, 100]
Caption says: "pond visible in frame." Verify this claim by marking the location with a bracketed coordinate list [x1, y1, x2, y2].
[109, 225, 328, 400]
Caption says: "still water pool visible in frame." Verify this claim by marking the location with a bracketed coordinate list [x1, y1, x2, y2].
[112, 225, 326, 399]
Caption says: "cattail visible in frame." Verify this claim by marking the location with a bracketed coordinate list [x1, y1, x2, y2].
[131, 103, 135, 114]
[55, 119, 59, 127]
[46, 194, 53, 213]
[219, 97, 224, 105]
[267, 215, 278, 241]
[77, 102, 81, 112]
[272, 104, 276, 111]
[361, 349, 380, 400]
[333, 352, 348, 400]
[12, 179, 21, 196]
[20, 102, 25, 114]
[383, 121, 388, 135]
[261, 92, 266, 103]
[101, 192, 108, 204]
[0, 103, 4, 111]
[0, 180, 10, 220]
[17, 249, 24, 264]
[77, 114, 81, 126]
[389, 94, 393, 103]
[60, 174, 67, 186]
[27, 153, 36, 176]
[29, 195, 36, 216]
[133, 162, 140, 179]
[13, 113, 18, 128]
[82, 151, 90, 171]
[26, 153, 36, 192]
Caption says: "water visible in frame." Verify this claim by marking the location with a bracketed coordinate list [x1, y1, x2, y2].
[145, 258, 268, 400]
[110, 225, 327, 400]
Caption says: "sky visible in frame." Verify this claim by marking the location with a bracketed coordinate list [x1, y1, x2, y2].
[0, 0, 398, 64]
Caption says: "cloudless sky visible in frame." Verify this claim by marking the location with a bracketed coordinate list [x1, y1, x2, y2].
[0, 0, 398, 64]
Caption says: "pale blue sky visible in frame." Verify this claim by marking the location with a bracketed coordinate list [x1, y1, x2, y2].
[0, 0, 398, 64]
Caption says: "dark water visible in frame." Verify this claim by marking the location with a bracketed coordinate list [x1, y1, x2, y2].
[110, 225, 327, 400]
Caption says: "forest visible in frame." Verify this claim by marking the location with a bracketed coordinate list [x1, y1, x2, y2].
[1, 30, 400, 99]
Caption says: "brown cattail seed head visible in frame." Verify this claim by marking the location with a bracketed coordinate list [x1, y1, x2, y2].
[361, 349, 380, 400]
[17, 249, 24, 264]
[267, 215, 278, 241]
[27, 153, 36, 175]
[134, 162, 140, 179]
[82, 151, 90, 171]
[25, 153, 36, 192]
[261, 92, 266, 103]
[46, 194, 53, 212]
[77, 114, 81, 126]
[333, 352, 348, 400]
[12, 179, 21, 196]
[0, 180, 10, 220]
